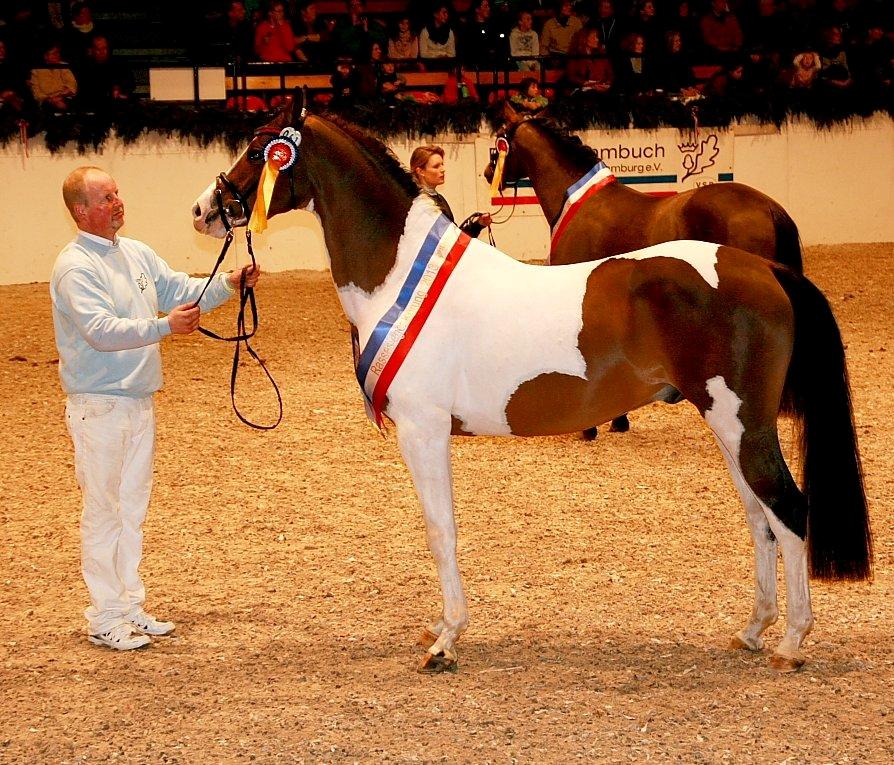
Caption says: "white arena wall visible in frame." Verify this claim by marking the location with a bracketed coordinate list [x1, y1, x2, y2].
[0, 115, 891, 285]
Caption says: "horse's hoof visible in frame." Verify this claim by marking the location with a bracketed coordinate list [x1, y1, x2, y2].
[417, 650, 458, 674]
[769, 653, 805, 673]
[416, 628, 439, 650]
[582, 427, 598, 441]
[609, 415, 630, 433]
[729, 634, 764, 652]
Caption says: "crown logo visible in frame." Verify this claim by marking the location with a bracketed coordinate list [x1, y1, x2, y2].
[678, 133, 719, 181]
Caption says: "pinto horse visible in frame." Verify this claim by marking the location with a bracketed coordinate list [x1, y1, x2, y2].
[486, 104, 805, 436]
[192, 97, 871, 674]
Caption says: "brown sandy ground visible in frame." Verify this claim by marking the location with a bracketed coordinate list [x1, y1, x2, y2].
[0, 243, 892, 764]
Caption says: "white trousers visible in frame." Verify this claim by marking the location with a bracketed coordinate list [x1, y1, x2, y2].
[65, 393, 156, 635]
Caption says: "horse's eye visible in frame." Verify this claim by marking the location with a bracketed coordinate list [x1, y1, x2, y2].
[248, 149, 264, 163]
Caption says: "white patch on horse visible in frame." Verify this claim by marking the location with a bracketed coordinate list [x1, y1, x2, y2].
[704, 374, 812, 660]
[601, 240, 721, 288]
[340, 196, 594, 436]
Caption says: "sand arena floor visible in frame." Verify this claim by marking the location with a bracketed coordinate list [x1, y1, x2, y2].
[0, 243, 892, 763]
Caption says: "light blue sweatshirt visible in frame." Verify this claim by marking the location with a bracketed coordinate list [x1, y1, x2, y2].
[50, 231, 235, 397]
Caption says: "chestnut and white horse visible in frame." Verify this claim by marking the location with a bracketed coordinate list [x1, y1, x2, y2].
[192, 98, 871, 674]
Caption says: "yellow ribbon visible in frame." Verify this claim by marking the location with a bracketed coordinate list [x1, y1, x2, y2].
[489, 148, 507, 197]
[248, 161, 280, 233]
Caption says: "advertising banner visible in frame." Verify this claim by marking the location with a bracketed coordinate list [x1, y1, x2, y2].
[478, 127, 734, 215]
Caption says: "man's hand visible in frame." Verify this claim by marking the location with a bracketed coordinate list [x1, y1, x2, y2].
[228, 264, 262, 290]
[478, 213, 493, 227]
[167, 303, 201, 335]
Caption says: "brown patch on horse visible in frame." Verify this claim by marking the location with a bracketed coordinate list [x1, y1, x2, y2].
[505, 260, 667, 435]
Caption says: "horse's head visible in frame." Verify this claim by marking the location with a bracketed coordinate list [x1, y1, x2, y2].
[192, 91, 312, 237]
[483, 101, 543, 190]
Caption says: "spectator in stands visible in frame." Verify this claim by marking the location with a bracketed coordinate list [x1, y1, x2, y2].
[458, 0, 508, 68]
[613, 31, 652, 95]
[0, 38, 28, 112]
[700, 0, 744, 65]
[625, 1, 662, 59]
[704, 56, 751, 102]
[63, 2, 100, 67]
[509, 9, 540, 71]
[654, 29, 696, 94]
[409, 145, 492, 236]
[851, 19, 893, 92]
[510, 76, 549, 112]
[541, 1, 583, 61]
[818, 24, 853, 88]
[29, 40, 77, 111]
[334, 0, 387, 63]
[388, 16, 420, 68]
[376, 57, 406, 101]
[5, 2, 45, 72]
[784, 0, 821, 53]
[442, 62, 480, 101]
[564, 26, 613, 94]
[594, 0, 622, 54]
[212, 0, 256, 64]
[819, 0, 858, 46]
[292, 2, 331, 66]
[419, 5, 457, 66]
[788, 49, 822, 88]
[255, 1, 301, 62]
[75, 34, 133, 110]
[329, 55, 361, 107]
[745, 0, 791, 58]
[743, 44, 779, 96]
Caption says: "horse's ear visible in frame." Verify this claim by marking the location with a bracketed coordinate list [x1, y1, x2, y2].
[502, 100, 520, 124]
[291, 87, 308, 126]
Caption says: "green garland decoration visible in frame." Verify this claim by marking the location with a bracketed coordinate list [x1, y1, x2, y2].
[1, 89, 891, 155]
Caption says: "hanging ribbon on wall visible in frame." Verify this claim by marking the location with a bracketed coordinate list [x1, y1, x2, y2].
[248, 127, 301, 233]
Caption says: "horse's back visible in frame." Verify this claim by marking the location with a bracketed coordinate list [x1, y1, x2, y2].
[658, 183, 800, 269]
[551, 181, 801, 272]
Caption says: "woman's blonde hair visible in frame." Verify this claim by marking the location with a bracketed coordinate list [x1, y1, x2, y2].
[409, 145, 444, 179]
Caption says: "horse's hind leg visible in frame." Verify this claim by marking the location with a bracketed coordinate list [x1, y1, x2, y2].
[395, 417, 469, 673]
[704, 376, 813, 671]
[712, 440, 779, 651]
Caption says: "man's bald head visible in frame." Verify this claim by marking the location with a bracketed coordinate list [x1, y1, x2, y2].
[62, 167, 125, 239]
[62, 166, 108, 220]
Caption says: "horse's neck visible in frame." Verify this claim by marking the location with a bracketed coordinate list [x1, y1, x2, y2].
[304, 122, 412, 296]
[516, 130, 587, 223]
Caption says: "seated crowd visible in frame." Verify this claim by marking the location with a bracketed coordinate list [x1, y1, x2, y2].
[0, 0, 891, 116]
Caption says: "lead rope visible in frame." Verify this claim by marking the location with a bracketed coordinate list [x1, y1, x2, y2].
[192, 197, 283, 430]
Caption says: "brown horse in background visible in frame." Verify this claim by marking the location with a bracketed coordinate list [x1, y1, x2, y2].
[486, 103, 804, 436]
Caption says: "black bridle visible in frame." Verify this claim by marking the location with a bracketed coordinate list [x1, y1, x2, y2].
[191, 127, 303, 431]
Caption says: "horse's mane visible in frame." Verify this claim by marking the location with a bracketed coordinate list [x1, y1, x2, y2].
[321, 113, 421, 199]
[517, 116, 601, 169]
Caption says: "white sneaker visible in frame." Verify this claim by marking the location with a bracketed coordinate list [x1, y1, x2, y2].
[88, 623, 151, 651]
[127, 611, 176, 636]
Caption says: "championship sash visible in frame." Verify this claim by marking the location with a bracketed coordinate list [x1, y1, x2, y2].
[355, 214, 472, 429]
[549, 162, 616, 258]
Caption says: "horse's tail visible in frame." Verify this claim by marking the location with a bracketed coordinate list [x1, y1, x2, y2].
[770, 204, 804, 273]
[774, 266, 872, 581]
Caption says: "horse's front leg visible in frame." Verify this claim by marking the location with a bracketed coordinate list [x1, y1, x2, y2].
[395, 416, 468, 673]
